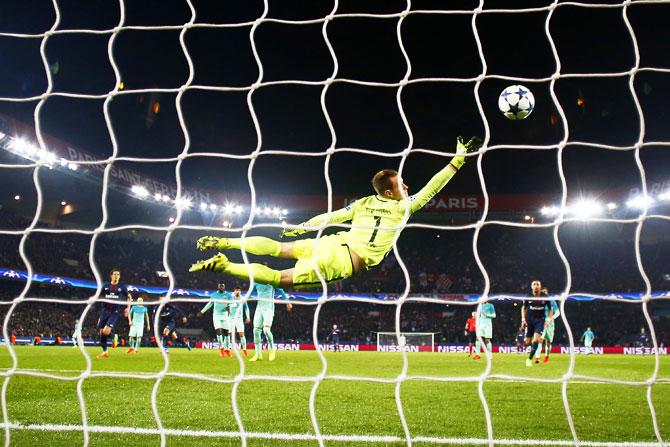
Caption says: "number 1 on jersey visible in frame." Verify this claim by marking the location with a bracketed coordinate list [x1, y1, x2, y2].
[368, 216, 382, 245]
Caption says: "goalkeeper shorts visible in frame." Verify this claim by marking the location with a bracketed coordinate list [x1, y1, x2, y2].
[292, 234, 354, 289]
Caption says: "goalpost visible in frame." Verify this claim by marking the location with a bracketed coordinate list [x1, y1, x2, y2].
[0, 1, 667, 446]
[376, 332, 436, 352]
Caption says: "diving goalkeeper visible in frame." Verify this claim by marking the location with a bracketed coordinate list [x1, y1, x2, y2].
[189, 137, 482, 288]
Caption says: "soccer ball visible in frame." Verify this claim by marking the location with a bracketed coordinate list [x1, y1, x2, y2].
[498, 85, 535, 120]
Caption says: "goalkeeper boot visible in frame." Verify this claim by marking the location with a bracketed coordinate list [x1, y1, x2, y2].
[268, 349, 276, 362]
[249, 353, 262, 362]
[196, 236, 231, 251]
[525, 358, 532, 367]
[189, 253, 229, 273]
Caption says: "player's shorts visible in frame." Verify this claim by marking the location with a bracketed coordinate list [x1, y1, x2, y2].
[292, 234, 354, 289]
[213, 315, 230, 331]
[467, 331, 476, 343]
[253, 309, 274, 328]
[476, 321, 493, 339]
[584, 340, 593, 348]
[541, 322, 555, 343]
[162, 319, 177, 333]
[129, 324, 144, 338]
[97, 312, 119, 330]
[230, 317, 245, 333]
[525, 318, 544, 338]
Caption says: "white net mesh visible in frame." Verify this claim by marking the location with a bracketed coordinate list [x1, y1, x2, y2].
[0, 0, 668, 446]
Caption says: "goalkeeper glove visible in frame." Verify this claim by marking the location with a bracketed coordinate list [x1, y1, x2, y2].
[196, 236, 227, 251]
[450, 136, 483, 170]
[281, 223, 308, 238]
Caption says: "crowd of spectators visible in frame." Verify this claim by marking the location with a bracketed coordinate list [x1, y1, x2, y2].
[1, 209, 669, 347]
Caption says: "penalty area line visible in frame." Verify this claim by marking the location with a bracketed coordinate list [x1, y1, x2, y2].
[1, 422, 665, 446]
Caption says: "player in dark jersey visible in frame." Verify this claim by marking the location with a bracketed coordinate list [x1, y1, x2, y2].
[153, 301, 191, 353]
[515, 326, 525, 354]
[96, 269, 132, 359]
[521, 279, 553, 367]
[328, 324, 341, 352]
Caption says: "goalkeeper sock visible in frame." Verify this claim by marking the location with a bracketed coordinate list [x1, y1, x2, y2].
[486, 341, 492, 354]
[228, 237, 281, 257]
[240, 335, 247, 350]
[263, 327, 274, 351]
[474, 339, 481, 355]
[223, 262, 281, 287]
[253, 328, 263, 354]
[100, 335, 108, 352]
[529, 342, 539, 359]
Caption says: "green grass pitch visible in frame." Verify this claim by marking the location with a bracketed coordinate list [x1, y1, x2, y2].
[0, 346, 668, 446]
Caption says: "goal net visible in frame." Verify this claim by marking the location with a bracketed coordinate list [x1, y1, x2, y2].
[376, 332, 436, 352]
[0, 0, 668, 446]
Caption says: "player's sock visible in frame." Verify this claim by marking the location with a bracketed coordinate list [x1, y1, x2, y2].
[253, 328, 263, 355]
[227, 237, 281, 257]
[162, 335, 169, 350]
[529, 342, 539, 359]
[216, 334, 224, 348]
[223, 262, 281, 287]
[485, 341, 492, 354]
[263, 327, 274, 351]
[100, 335, 108, 352]
[240, 335, 247, 351]
[535, 343, 542, 359]
[474, 339, 481, 355]
[545, 344, 550, 358]
[113, 334, 118, 348]
[224, 335, 231, 350]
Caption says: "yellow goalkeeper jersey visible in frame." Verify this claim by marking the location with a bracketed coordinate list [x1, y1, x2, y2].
[299, 163, 457, 269]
